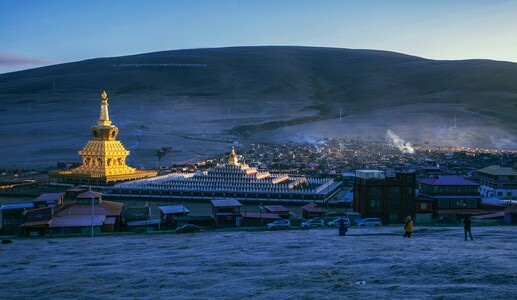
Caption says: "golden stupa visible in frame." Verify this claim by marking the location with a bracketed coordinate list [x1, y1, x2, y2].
[227, 146, 240, 166]
[50, 91, 157, 185]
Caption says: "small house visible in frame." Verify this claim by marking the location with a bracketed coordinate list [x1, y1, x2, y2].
[1, 203, 34, 235]
[48, 189, 124, 235]
[301, 202, 324, 219]
[211, 198, 242, 228]
[33, 192, 64, 209]
[159, 205, 190, 229]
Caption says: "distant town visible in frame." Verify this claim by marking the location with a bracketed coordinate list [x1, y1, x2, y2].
[210, 139, 516, 179]
[1, 91, 516, 237]
[1, 138, 515, 183]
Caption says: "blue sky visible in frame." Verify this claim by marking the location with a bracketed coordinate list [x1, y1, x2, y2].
[1, 0, 517, 74]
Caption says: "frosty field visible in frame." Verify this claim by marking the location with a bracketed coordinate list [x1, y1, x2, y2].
[0, 226, 516, 299]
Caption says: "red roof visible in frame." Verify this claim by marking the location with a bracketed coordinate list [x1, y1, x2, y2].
[57, 200, 123, 217]
[419, 176, 478, 186]
[99, 200, 124, 215]
[77, 190, 103, 199]
[301, 202, 323, 213]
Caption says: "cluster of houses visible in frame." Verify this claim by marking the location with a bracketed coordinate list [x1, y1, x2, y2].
[1, 164, 516, 237]
[0, 187, 329, 237]
[351, 165, 517, 225]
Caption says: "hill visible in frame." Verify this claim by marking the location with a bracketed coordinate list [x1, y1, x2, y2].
[0, 46, 516, 169]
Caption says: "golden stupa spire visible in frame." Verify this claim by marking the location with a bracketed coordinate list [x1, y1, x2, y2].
[90, 91, 118, 141]
[98, 91, 112, 126]
[228, 146, 239, 166]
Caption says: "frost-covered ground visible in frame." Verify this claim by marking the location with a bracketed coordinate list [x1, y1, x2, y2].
[0, 226, 516, 299]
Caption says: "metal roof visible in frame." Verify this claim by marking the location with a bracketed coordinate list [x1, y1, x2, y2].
[34, 192, 65, 202]
[57, 201, 123, 217]
[211, 198, 242, 207]
[301, 202, 323, 212]
[477, 165, 517, 176]
[159, 205, 190, 214]
[419, 175, 479, 186]
[0, 203, 34, 210]
[77, 190, 103, 199]
[263, 205, 289, 212]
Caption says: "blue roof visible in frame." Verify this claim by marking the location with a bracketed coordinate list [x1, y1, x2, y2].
[0, 203, 34, 210]
[211, 198, 242, 207]
[419, 175, 478, 186]
[159, 205, 190, 214]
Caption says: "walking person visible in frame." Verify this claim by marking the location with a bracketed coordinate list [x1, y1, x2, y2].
[403, 216, 413, 238]
[464, 215, 473, 241]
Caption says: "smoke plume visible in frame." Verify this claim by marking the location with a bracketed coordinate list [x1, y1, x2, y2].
[387, 129, 415, 154]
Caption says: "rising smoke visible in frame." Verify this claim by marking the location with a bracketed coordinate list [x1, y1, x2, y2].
[387, 129, 415, 154]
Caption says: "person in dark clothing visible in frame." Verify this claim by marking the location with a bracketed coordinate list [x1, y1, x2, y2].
[339, 218, 348, 236]
[463, 216, 473, 241]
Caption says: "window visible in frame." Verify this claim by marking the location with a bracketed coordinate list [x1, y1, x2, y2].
[390, 199, 400, 207]
[420, 203, 428, 210]
[369, 186, 381, 196]
[388, 187, 400, 196]
[389, 212, 399, 220]
[370, 199, 381, 208]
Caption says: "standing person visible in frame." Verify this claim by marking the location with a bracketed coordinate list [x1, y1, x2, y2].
[464, 216, 473, 241]
[403, 216, 413, 238]
[339, 218, 348, 236]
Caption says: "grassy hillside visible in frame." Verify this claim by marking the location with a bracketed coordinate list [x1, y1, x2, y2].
[0, 46, 516, 169]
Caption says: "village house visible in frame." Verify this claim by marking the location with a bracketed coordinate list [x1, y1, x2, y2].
[19, 189, 125, 236]
[353, 170, 416, 224]
[159, 205, 190, 229]
[211, 198, 242, 228]
[0, 203, 34, 235]
[417, 175, 484, 223]
[301, 202, 324, 219]
[474, 165, 517, 200]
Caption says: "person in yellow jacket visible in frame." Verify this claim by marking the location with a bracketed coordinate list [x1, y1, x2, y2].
[403, 216, 413, 238]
